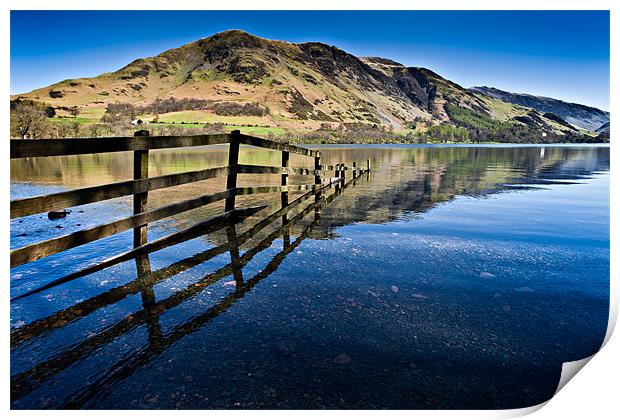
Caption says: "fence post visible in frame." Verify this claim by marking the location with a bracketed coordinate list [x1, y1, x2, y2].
[133, 130, 149, 249]
[281, 151, 289, 210]
[353, 161, 357, 178]
[340, 162, 346, 186]
[314, 152, 321, 187]
[314, 153, 322, 216]
[133, 130, 151, 276]
[225, 130, 241, 212]
[281, 150, 290, 246]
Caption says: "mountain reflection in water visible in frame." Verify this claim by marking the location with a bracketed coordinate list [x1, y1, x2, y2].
[10, 145, 610, 409]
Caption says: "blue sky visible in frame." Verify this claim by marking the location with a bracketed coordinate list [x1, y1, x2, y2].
[10, 10, 610, 110]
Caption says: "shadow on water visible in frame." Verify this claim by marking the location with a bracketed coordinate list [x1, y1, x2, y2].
[10, 145, 610, 409]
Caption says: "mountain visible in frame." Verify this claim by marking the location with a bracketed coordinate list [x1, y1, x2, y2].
[595, 122, 610, 141]
[596, 122, 610, 134]
[469, 86, 609, 132]
[11, 30, 598, 142]
[13, 30, 432, 129]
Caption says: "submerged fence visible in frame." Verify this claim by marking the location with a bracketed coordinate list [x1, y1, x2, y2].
[10, 130, 370, 300]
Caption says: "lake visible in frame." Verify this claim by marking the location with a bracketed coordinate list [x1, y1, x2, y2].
[10, 144, 610, 409]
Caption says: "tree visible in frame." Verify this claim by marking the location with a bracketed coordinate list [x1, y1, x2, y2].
[45, 106, 56, 118]
[10, 103, 49, 139]
[51, 122, 72, 139]
[102, 102, 136, 124]
[69, 121, 81, 137]
[88, 124, 108, 138]
[68, 106, 80, 118]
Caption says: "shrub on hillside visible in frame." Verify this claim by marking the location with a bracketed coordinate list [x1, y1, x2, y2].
[146, 97, 212, 114]
[103, 103, 137, 123]
[11, 98, 56, 117]
[203, 122, 226, 134]
[212, 101, 267, 116]
[10, 102, 51, 139]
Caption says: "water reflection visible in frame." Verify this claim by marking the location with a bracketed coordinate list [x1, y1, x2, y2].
[10, 146, 609, 239]
[10, 145, 609, 409]
[11, 174, 349, 408]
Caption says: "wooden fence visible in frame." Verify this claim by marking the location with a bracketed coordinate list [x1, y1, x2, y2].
[10, 167, 369, 406]
[10, 130, 370, 300]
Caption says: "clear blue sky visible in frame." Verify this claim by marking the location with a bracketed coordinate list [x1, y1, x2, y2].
[10, 10, 610, 110]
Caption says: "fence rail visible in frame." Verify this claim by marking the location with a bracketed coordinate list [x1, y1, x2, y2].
[10, 133, 232, 159]
[10, 130, 371, 274]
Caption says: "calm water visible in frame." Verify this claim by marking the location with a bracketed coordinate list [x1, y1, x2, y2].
[10, 144, 610, 409]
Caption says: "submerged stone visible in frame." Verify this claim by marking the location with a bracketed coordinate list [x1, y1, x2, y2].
[333, 353, 352, 364]
[48, 209, 71, 220]
[275, 340, 296, 356]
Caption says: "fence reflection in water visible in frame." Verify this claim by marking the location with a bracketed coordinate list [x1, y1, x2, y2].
[10, 165, 368, 408]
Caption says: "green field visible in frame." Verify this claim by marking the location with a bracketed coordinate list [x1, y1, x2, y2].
[137, 110, 272, 126]
[148, 121, 288, 136]
[49, 116, 93, 125]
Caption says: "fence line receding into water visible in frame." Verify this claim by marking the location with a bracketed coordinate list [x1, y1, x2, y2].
[10, 130, 371, 301]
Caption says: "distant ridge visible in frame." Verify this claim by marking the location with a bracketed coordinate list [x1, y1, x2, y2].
[469, 86, 609, 131]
